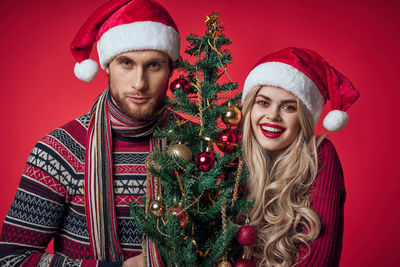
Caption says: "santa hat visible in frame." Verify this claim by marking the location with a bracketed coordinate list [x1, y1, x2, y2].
[242, 47, 359, 132]
[71, 0, 180, 82]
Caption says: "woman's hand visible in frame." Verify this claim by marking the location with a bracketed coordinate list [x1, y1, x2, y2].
[122, 254, 144, 267]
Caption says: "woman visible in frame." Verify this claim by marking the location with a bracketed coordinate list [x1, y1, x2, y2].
[240, 47, 359, 266]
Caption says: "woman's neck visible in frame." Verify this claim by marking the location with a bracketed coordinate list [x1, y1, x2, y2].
[268, 150, 282, 162]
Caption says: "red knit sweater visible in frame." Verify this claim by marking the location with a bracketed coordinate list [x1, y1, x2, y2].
[296, 138, 345, 267]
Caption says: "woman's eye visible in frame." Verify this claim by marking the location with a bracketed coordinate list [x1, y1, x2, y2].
[282, 105, 297, 112]
[257, 100, 268, 105]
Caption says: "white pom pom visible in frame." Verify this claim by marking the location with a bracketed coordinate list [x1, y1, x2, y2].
[74, 59, 99, 82]
[323, 110, 349, 132]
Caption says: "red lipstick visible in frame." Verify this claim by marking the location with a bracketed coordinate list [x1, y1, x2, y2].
[259, 123, 286, 139]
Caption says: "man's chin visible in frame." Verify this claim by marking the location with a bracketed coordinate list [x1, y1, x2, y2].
[120, 103, 156, 120]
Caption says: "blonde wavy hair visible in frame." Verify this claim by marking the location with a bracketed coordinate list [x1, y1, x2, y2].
[242, 86, 324, 266]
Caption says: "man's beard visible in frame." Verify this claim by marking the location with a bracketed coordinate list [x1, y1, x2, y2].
[108, 83, 166, 121]
[112, 92, 157, 120]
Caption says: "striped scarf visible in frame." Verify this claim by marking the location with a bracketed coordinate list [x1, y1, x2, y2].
[84, 88, 168, 262]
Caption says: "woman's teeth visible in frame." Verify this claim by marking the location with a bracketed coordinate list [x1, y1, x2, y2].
[261, 126, 284, 133]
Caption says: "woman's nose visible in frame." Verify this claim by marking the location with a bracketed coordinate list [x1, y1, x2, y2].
[265, 108, 281, 121]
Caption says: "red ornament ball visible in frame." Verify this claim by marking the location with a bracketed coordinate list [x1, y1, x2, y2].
[233, 258, 255, 267]
[170, 78, 191, 93]
[217, 129, 240, 153]
[166, 206, 189, 228]
[195, 151, 215, 171]
[236, 225, 257, 246]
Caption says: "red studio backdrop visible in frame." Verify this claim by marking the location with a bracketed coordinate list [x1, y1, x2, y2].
[0, 0, 399, 266]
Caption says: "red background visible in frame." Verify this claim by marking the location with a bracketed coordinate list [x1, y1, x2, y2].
[1, 0, 399, 266]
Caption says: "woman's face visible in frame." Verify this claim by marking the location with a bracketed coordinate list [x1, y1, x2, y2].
[250, 85, 301, 156]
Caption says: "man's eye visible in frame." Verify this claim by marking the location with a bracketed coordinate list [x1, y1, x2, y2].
[122, 60, 131, 66]
[148, 62, 161, 70]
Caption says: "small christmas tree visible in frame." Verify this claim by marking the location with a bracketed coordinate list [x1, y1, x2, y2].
[130, 12, 253, 266]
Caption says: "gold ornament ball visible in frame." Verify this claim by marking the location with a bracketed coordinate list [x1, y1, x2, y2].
[168, 143, 192, 162]
[218, 261, 232, 267]
[222, 104, 242, 126]
[149, 200, 164, 217]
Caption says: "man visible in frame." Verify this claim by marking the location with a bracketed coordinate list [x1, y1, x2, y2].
[0, 0, 180, 266]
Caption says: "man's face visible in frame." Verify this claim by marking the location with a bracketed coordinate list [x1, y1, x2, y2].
[106, 50, 172, 120]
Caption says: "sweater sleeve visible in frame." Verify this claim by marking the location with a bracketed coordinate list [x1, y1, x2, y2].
[296, 139, 346, 267]
[0, 141, 122, 267]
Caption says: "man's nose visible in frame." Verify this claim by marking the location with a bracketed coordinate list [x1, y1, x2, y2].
[132, 67, 147, 91]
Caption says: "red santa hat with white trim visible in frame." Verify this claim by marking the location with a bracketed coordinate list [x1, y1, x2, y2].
[71, 0, 180, 82]
[242, 47, 359, 132]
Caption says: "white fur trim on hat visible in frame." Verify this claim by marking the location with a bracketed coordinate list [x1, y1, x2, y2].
[242, 62, 325, 124]
[74, 59, 99, 82]
[97, 21, 180, 69]
[323, 110, 348, 132]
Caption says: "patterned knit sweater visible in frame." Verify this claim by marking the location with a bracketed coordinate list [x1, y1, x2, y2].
[0, 113, 150, 266]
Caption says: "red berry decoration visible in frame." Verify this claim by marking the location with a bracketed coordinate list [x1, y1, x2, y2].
[195, 151, 215, 171]
[228, 156, 239, 167]
[170, 78, 192, 93]
[236, 225, 257, 246]
[217, 129, 240, 153]
[233, 258, 255, 267]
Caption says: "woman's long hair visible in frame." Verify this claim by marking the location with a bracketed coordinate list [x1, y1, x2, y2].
[242, 86, 323, 266]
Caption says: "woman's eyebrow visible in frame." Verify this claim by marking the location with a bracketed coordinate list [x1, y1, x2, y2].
[280, 99, 297, 104]
[256, 94, 296, 104]
[255, 94, 271, 100]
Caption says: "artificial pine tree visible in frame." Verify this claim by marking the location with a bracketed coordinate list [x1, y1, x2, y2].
[130, 12, 253, 266]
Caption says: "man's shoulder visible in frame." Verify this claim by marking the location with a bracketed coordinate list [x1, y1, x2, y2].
[61, 112, 91, 132]
[39, 112, 91, 149]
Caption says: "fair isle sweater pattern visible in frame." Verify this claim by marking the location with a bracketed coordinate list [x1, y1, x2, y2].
[0, 113, 150, 266]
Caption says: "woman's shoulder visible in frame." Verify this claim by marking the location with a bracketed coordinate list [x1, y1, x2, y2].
[317, 137, 340, 163]
[318, 137, 336, 152]
[312, 137, 345, 198]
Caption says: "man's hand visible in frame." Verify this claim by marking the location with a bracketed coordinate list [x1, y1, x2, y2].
[122, 254, 144, 267]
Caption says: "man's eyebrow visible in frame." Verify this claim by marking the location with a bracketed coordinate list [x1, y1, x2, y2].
[147, 58, 168, 63]
[115, 55, 132, 61]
